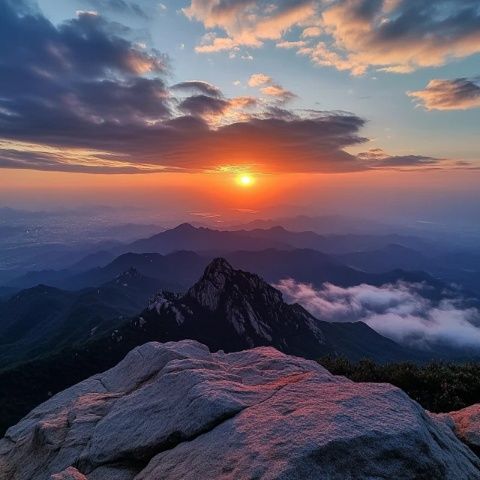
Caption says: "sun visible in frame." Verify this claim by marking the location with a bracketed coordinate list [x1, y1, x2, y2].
[236, 174, 255, 187]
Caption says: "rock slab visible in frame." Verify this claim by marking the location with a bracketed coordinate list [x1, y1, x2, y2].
[1, 340, 479, 479]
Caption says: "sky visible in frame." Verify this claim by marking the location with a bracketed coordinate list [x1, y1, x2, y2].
[0, 0, 479, 225]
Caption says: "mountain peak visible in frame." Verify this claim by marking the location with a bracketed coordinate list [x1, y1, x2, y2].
[172, 223, 197, 232]
[203, 257, 234, 278]
[185, 258, 236, 310]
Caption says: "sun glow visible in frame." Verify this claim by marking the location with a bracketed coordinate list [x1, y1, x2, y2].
[237, 174, 255, 187]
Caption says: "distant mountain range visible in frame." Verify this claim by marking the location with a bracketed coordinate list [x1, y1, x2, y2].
[121, 223, 437, 256]
[338, 244, 480, 294]
[229, 214, 396, 235]
[123, 223, 292, 254]
[4, 223, 453, 291]
[0, 269, 165, 369]
[5, 246, 447, 303]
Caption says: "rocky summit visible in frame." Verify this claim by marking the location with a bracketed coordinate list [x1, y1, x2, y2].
[143, 257, 419, 362]
[1, 340, 479, 480]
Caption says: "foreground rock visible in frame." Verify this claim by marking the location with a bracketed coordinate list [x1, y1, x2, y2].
[1, 340, 479, 480]
[440, 404, 480, 453]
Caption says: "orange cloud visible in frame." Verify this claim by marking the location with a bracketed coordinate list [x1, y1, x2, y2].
[248, 73, 272, 87]
[408, 78, 480, 111]
[184, 0, 316, 52]
[184, 0, 480, 75]
[248, 74, 295, 103]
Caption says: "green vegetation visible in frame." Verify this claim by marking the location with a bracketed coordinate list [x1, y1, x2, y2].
[319, 357, 480, 413]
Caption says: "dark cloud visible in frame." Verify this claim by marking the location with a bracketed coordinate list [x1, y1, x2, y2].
[376, 155, 442, 168]
[358, 149, 443, 169]
[408, 77, 480, 110]
[171, 81, 223, 98]
[148, 113, 368, 173]
[0, 2, 166, 78]
[0, 1, 170, 145]
[178, 95, 230, 117]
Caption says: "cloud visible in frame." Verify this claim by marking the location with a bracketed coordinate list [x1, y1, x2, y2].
[276, 40, 308, 49]
[297, 41, 368, 76]
[260, 85, 296, 102]
[248, 73, 273, 87]
[184, 0, 480, 75]
[82, 0, 149, 18]
[172, 81, 257, 124]
[322, 0, 480, 75]
[358, 148, 443, 169]
[178, 95, 231, 117]
[195, 35, 238, 53]
[301, 26, 321, 38]
[408, 78, 480, 111]
[248, 74, 295, 103]
[171, 81, 223, 98]
[276, 279, 480, 351]
[0, 1, 451, 174]
[184, 0, 316, 50]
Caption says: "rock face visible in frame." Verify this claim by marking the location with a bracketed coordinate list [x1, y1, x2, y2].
[1, 340, 479, 480]
[441, 404, 480, 453]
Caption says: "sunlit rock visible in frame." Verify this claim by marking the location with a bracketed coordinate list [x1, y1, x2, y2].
[1, 340, 479, 479]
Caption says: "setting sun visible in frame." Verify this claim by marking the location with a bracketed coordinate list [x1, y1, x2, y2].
[237, 174, 255, 187]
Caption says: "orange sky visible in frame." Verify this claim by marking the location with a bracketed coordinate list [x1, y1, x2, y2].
[2, 168, 479, 224]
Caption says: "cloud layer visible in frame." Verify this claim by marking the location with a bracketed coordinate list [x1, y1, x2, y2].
[276, 279, 480, 351]
[409, 78, 480, 111]
[0, 1, 452, 174]
[185, 0, 480, 76]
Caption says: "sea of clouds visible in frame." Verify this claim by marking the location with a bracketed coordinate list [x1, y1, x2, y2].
[275, 279, 480, 351]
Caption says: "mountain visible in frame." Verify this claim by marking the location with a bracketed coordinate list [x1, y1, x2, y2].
[67, 250, 116, 271]
[338, 245, 480, 295]
[9, 246, 446, 298]
[6, 251, 207, 291]
[64, 250, 207, 290]
[123, 223, 291, 254]
[224, 248, 438, 289]
[139, 258, 419, 361]
[0, 269, 165, 369]
[230, 214, 396, 234]
[123, 223, 437, 256]
[240, 226, 437, 254]
[338, 243, 431, 273]
[6, 269, 74, 290]
[2, 223, 448, 291]
[1, 340, 479, 480]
